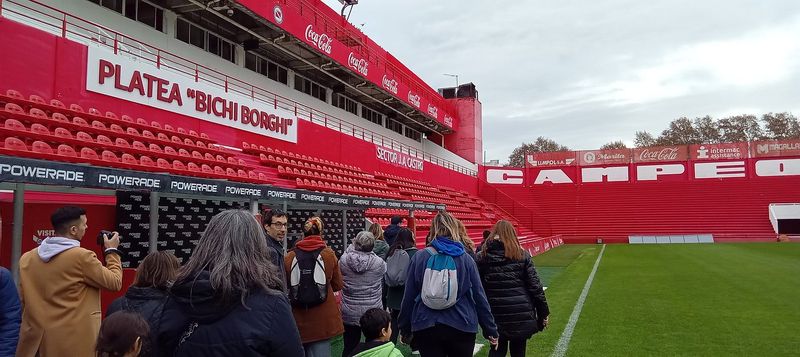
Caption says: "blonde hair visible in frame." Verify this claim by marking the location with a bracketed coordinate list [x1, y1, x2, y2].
[426, 211, 461, 245]
[484, 220, 524, 261]
[368, 222, 384, 241]
[455, 220, 476, 252]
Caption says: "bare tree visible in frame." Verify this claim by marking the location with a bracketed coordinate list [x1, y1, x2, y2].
[693, 115, 721, 143]
[762, 112, 800, 140]
[634, 131, 656, 148]
[718, 114, 763, 142]
[656, 117, 699, 145]
[600, 140, 627, 150]
[506, 137, 570, 167]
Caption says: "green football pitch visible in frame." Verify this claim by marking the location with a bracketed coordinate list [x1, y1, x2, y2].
[335, 243, 800, 356]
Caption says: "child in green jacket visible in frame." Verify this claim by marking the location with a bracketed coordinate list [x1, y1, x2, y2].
[350, 308, 403, 357]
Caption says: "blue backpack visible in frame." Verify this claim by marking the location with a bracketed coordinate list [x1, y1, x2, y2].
[420, 247, 459, 310]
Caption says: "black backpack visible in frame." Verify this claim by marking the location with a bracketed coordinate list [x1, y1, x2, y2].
[288, 248, 328, 307]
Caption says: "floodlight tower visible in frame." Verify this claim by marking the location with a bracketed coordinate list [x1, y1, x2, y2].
[339, 0, 359, 20]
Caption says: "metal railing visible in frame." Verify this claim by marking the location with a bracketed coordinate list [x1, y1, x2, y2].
[477, 178, 553, 236]
[1, 0, 477, 176]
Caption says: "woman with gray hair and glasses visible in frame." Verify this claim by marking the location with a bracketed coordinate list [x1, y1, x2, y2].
[154, 210, 303, 356]
[340, 231, 387, 357]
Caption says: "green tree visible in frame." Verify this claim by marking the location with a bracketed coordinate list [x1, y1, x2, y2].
[506, 137, 569, 167]
[693, 115, 721, 143]
[634, 131, 656, 148]
[656, 117, 700, 145]
[761, 112, 800, 140]
[718, 114, 763, 142]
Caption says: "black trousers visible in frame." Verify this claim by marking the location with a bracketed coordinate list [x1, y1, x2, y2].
[414, 324, 476, 357]
[487, 337, 527, 357]
[342, 324, 362, 357]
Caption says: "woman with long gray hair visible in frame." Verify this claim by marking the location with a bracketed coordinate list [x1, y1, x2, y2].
[155, 210, 303, 356]
[340, 231, 387, 357]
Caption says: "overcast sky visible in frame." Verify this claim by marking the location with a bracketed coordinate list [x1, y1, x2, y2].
[321, 0, 800, 163]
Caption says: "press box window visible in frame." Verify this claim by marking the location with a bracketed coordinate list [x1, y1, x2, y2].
[405, 127, 422, 142]
[88, 0, 164, 32]
[245, 53, 289, 85]
[385, 118, 404, 135]
[176, 19, 236, 63]
[332, 93, 358, 115]
[361, 106, 383, 126]
[294, 75, 327, 102]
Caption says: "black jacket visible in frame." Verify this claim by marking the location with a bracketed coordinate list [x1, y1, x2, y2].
[383, 224, 401, 246]
[267, 235, 287, 291]
[155, 271, 304, 357]
[107, 286, 169, 356]
[476, 240, 550, 340]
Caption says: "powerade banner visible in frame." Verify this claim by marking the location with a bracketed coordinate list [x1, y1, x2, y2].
[376, 145, 424, 172]
[85, 46, 298, 143]
[0, 155, 445, 210]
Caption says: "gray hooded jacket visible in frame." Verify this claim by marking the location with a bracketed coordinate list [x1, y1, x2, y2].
[339, 244, 386, 325]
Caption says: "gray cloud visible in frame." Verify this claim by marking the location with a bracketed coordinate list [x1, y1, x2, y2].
[323, 0, 800, 162]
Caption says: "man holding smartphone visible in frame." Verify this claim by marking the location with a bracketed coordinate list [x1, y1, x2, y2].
[16, 206, 123, 357]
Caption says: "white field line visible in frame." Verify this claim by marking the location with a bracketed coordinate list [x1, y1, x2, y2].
[473, 343, 484, 356]
[551, 244, 606, 357]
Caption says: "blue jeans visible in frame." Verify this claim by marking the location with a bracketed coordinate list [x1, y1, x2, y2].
[304, 339, 331, 357]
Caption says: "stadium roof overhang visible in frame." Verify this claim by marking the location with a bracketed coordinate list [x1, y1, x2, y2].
[162, 0, 454, 136]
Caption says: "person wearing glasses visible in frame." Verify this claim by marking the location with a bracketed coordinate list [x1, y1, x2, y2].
[263, 208, 289, 291]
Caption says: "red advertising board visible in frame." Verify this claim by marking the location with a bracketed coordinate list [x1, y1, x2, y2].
[689, 143, 748, 161]
[750, 140, 800, 157]
[633, 146, 688, 163]
[578, 149, 632, 166]
[526, 152, 577, 167]
[236, 0, 457, 129]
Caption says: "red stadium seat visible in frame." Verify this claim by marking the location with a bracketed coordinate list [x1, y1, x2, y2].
[80, 147, 98, 160]
[187, 162, 200, 171]
[215, 155, 226, 162]
[121, 154, 138, 166]
[202, 165, 213, 174]
[157, 133, 170, 141]
[109, 124, 124, 133]
[189, 130, 199, 137]
[96, 135, 113, 145]
[69, 104, 84, 113]
[237, 169, 248, 178]
[204, 153, 215, 161]
[50, 99, 66, 108]
[177, 127, 187, 135]
[162, 146, 176, 156]
[196, 141, 207, 149]
[57, 144, 77, 157]
[4, 119, 26, 132]
[296, 178, 303, 186]
[115, 138, 131, 148]
[200, 133, 210, 140]
[171, 136, 182, 144]
[76, 132, 94, 142]
[139, 156, 155, 167]
[30, 123, 50, 136]
[151, 121, 162, 129]
[88, 108, 102, 116]
[129, 141, 147, 152]
[183, 138, 196, 146]
[101, 150, 120, 162]
[191, 151, 203, 160]
[142, 130, 155, 139]
[157, 158, 171, 169]
[72, 117, 89, 126]
[126, 127, 140, 136]
[31, 141, 53, 154]
[4, 103, 24, 114]
[91, 121, 107, 130]
[136, 118, 148, 126]
[28, 94, 47, 105]
[163, 124, 175, 132]
[224, 167, 235, 176]
[6, 89, 23, 99]
[241, 142, 251, 150]
[227, 157, 238, 165]
[258, 173, 268, 181]
[28, 108, 48, 120]
[172, 160, 186, 170]
[121, 115, 134, 123]
[178, 148, 190, 157]
[54, 127, 73, 139]
[51, 113, 69, 123]
[105, 112, 118, 120]
[148, 144, 163, 153]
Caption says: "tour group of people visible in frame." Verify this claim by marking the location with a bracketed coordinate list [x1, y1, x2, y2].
[0, 205, 549, 357]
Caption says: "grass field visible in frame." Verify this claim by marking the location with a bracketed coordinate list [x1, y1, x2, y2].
[335, 243, 800, 356]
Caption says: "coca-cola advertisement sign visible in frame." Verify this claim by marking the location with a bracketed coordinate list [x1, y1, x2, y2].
[633, 146, 688, 163]
[443, 115, 454, 128]
[347, 52, 368, 76]
[381, 75, 398, 95]
[427, 104, 438, 118]
[304, 25, 332, 54]
[751, 139, 800, 157]
[408, 92, 421, 108]
[690, 143, 748, 160]
[578, 149, 631, 165]
[526, 151, 577, 167]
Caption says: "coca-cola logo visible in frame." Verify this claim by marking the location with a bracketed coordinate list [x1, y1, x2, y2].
[444, 115, 453, 127]
[639, 147, 679, 161]
[382, 75, 398, 94]
[427, 104, 438, 117]
[347, 52, 368, 76]
[273, 5, 283, 24]
[305, 25, 332, 54]
[408, 92, 421, 107]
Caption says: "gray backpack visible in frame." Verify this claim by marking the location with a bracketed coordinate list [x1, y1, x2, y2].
[385, 248, 411, 287]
